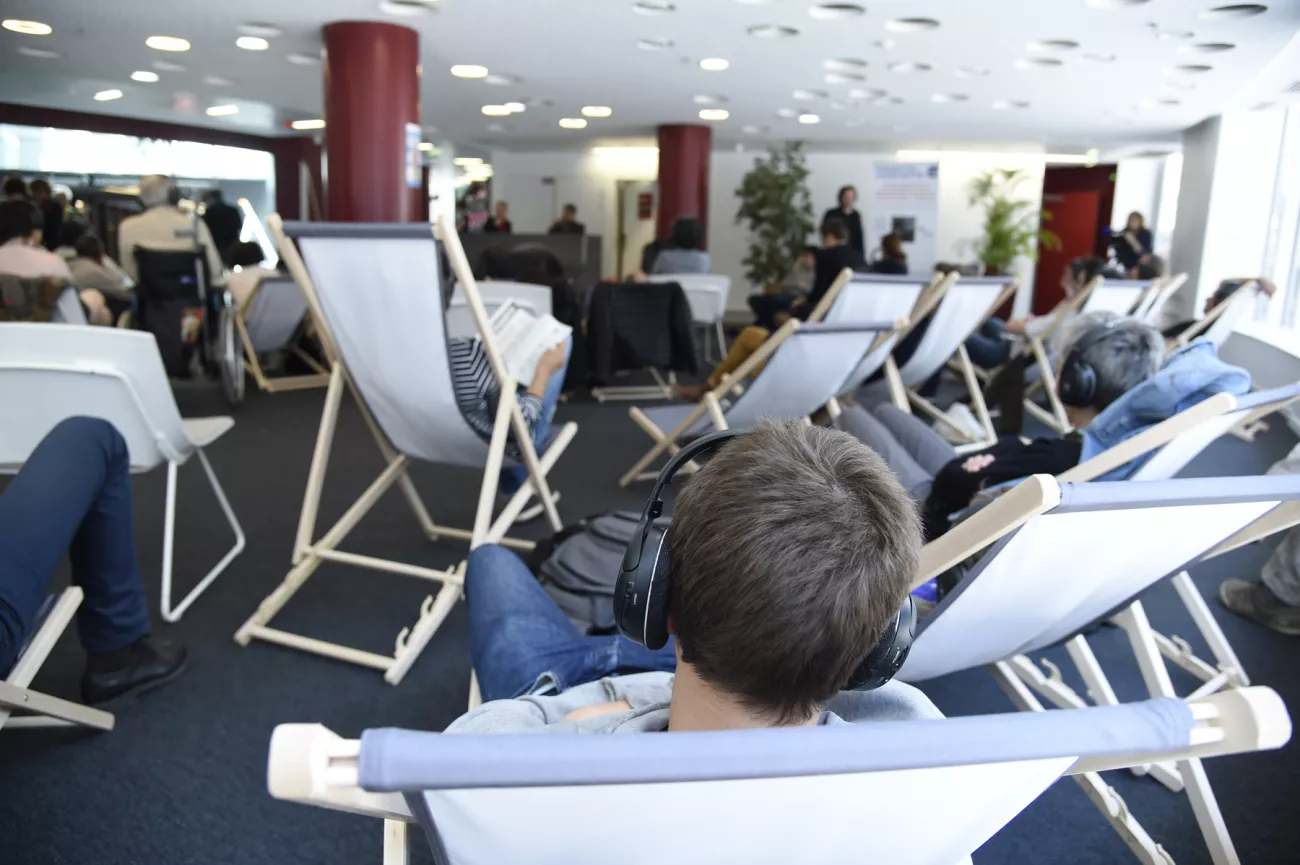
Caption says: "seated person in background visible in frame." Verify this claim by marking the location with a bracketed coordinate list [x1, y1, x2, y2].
[547, 203, 585, 236]
[784, 245, 818, 296]
[117, 174, 226, 289]
[0, 417, 187, 704]
[52, 220, 87, 260]
[224, 241, 278, 309]
[69, 235, 134, 320]
[2, 176, 26, 201]
[870, 232, 908, 276]
[1163, 277, 1276, 340]
[449, 420, 940, 732]
[1111, 211, 1153, 273]
[483, 201, 513, 234]
[0, 200, 111, 325]
[1131, 253, 1165, 282]
[839, 312, 1234, 540]
[649, 217, 710, 276]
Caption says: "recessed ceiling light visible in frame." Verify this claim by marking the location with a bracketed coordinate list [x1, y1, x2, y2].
[1016, 57, 1063, 69]
[776, 107, 799, 118]
[1181, 42, 1235, 53]
[203, 75, 234, 86]
[93, 89, 123, 102]
[287, 52, 321, 65]
[3, 19, 52, 35]
[887, 61, 932, 73]
[1156, 29, 1195, 41]
[633, 0, 676, 14]
[693, 94, 727, 104]
[290, 119, 326, 130]
[238, 23, 282, 38]
[526, 97, 555, 107]
[1166, 63, 1214, 74]
[559, 117, 588, 129]
[793, 88, 829, 100]
[848, 87, 887, 100]
[699, 108, 730, 120]
[451, 64, 489, 78]
[736, 0, 779, 4]
[153, 60, 186, 72]
[824, 58, 867, 71]
[206, 104, 239, 116]
[484, 73, 521, 86]
[885, 17, 941, 32]
[486, 123, 505, 132]
[954, 66, 990, 78]
[379, 0, 439, 17]
[1198, 5, 1268, 20]
[1158, 98, 1182, 106]
[582, 105, 613, 117]
[482, 105, 512, 116]
[798, 113, 821, 124]
[1085, 0, 1149, 6]
[1163, 79, 1197, 90]
[236, 36, 269, 50]
[825, 72, 866, 84]
[810, 4, 865, 20]
[991, 100, 1015, 110]
[699, 58, 730, 71]
[637, 38, 674, 50]
[828, 100, 850, 110]
[146, 36, 191, 52]
[1082, 52, 1117, 62]
[131, 70, 160, 83]
[418, 142, 435, 151]
[748, 24, 800, 37]
[504, 102, 526, 113]
[17, 46, 61, 59]
[873, 39, 896, 50]
[1028, 39, 1079, 51]
[931, 93, 969, 103]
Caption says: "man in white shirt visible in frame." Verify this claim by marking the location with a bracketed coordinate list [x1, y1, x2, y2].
[0, 200, 110, 324]
[117, 175, 225, 288]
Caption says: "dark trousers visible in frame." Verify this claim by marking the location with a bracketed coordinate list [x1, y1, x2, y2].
[983, 354, 1031, 435]
[0, 418, 151, 673]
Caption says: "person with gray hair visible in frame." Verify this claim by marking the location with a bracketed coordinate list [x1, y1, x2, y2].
[838, 311, 1166, 539]
[115, 175, 225, 286]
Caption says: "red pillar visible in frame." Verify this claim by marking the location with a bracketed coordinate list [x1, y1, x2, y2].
[322, 21, 420, 222]
[656, 124, 712, 246]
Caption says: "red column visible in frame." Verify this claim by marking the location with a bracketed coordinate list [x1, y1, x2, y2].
[322, 21, 420, 222]
[656, 124, 712, 246]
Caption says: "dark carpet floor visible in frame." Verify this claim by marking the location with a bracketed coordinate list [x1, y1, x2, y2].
[1, 382, 1297, 865]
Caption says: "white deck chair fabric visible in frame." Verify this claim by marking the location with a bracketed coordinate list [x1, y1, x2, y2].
[0, 323, 243, 622]
[50, 285, 89, 325]
[292, 224, 499, 469]
[896, 279, 1010, 387]
[243, 276, 309, 354]
[1079, 279, 1150, 317]
[900, 475, 1300, 683]
[638, 323, 891, 437]
[823, 274, 926, 393]
[1201, 284, 1257, 349]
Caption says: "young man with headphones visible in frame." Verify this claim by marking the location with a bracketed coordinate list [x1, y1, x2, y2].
[447, 420, 941, 734]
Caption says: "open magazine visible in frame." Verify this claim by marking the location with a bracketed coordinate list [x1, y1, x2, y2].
[479, 300, 572, 384]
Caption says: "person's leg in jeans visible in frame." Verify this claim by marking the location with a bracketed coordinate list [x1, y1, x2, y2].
[833, 405, 938, 500]
[465, 544, 676, 702]
[500, 338, 572, 496]
[872, 405, 961, 476]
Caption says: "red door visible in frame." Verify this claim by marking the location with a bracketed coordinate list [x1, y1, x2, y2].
[1033, 190, 1100, 315]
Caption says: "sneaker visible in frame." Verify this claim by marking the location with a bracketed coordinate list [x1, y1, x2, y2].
[1217, 579, 1300, 636]
[81, 636, 188, 705]
[934, 402, 986, 444]
[516, 491, 562, 524]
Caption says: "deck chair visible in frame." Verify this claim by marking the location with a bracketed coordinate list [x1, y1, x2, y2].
[267, 685, 1290, 865]
[0, 324, 244, 622]
[1, 588, 115, 733]
[826, 273, 931, 414]
[646, 273, 731, 363]
[877, 275, 1017, 452]
[446, 280, 552, 340]
[619, 320, 894, 486]
[236, 216, 577, 686]
[899, 473, 1300, 865]
[1133, 274, 1190, 326]
[1080, 278, 1152, 317]
[1173, 280, 1264, 350]
[235, 274, 329, 394]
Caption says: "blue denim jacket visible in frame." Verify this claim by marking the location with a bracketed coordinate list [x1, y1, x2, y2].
[1079, 339, 1251, 479]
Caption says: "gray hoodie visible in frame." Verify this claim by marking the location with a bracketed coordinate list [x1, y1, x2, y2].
[445, 672, 943, 734]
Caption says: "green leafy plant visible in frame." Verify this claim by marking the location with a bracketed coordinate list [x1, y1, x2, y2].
[735, 141, 815, 289]
[967, 168, 1060, 275]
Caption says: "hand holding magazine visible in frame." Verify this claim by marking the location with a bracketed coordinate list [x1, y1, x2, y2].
[480, 301, 572, 384]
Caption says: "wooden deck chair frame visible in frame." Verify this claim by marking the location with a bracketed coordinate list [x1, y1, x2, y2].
[907, 474, 1300, 865]
[233, 274, 331, 394]
[265, 683, 1290, 865]
[1, 588, 114, 733]
[1134, 274, 1190, 326]
[881, 274, 1017, 453]
[235, 215, 576, 686]
[1171, 280, 1262, 350]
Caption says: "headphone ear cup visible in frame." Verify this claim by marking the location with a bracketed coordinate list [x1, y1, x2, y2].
[642, 527, 674, 650]
[1058, 351, 1096, 408]
[844, 595, 916, 692]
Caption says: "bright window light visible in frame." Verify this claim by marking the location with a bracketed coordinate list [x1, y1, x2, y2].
[559, 118, 588, 129]
[699, 58, 730, 71]
[582, 106, 613, 118]
[699, 109, 730, 121]
[896, 148, 1100, 165]
[131, 70, 160, 83]
[451, 64, 488, 78]
[236, 36, 269, 51]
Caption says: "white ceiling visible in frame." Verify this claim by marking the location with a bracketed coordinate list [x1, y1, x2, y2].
[0, 0, 1298, 153]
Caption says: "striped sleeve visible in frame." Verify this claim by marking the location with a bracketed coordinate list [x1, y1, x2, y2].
[448, 338, 541, 461]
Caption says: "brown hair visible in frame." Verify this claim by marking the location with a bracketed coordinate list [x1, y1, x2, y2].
[821, 217, 848, 243]
[669, 420, 923, 724]
[881, 233, 906, 261]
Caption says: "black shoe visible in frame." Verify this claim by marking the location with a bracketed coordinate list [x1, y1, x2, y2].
[1218, 579, 1300, 637]
[81, 637, 188, 705]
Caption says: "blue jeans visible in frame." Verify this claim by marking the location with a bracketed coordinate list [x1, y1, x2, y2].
[964, 318, 1011, 369]
[0, 417, 151, 673]
[500, 339, 571, 495]
[466, 544, 678, 702]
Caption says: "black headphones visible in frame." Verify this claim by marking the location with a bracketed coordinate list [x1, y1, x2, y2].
[614, 429, 916, 692]
[1058, 321, 1125, 409]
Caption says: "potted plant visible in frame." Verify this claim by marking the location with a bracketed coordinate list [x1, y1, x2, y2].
[735, 142, 815, 292]
[967, 168, 1060, 275]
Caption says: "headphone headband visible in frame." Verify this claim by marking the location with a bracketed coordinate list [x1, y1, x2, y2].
[647, 429, 748, 506]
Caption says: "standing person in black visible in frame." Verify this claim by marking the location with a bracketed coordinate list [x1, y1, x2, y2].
[484, 201, 513, 234]
[821, 185, 865, 257]
[1110, 211, 1153, 272]
[28, 179, 62, 251]
[201, 189, 243, 266]
[548, 203, 585, 235]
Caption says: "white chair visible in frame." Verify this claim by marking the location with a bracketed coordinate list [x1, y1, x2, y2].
[901, 473, 1300, 865]
[267, 686, 1290, 865]
[235, 274, 329, 394]
[237, 217, 577, 686]
[0, 324, 244, 623]
[1, 588, 114, 733]
[646, 273, 731, 363]
[446, 280, 552, 340]
[619, 320, 893, 486]
[1080, 278, 1152, 317]
[50, 285, 89, 325]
